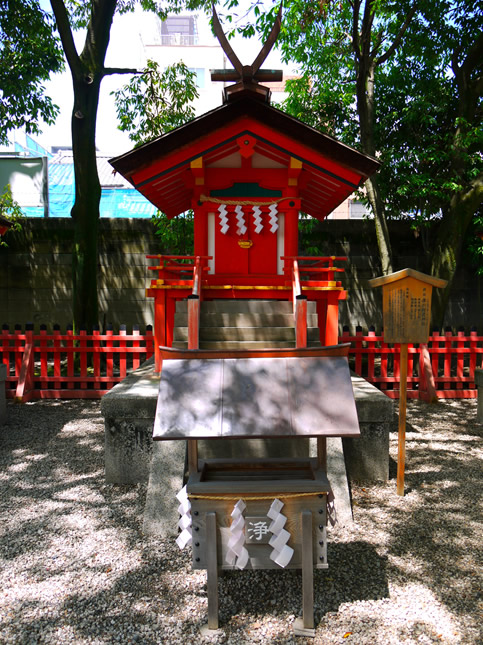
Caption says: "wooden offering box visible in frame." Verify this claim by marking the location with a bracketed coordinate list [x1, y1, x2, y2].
[153, 345, 360, 635]
[189, 458, 330, 572]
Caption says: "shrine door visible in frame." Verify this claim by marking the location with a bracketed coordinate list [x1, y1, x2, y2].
[213, 205, 280, 276]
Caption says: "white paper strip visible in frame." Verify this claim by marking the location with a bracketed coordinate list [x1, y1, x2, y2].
[218, 204, 229, 234]
[225, 499, 249, 569]
[235, 205, 247, 235]
[252, 206, 263, 234]
[267, 498, 293, 568]
[327, 490, 336, 527]
[268, 203, 279, 233]
[175, 485, 192, 550]
[176, 528, 193, 550]
[269, 527, 291, 552]
[273, 544, 294, 568]
[267, 498, 284, 518]
[268, 513, 286, 533]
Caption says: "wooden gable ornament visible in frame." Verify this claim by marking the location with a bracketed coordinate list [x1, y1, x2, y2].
[369, 268, 447, 345]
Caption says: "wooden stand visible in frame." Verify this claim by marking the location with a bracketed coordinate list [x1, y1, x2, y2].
[369, 269, 448, 496]
[187, 455, 330, 634]
[153, 348, 361, 634]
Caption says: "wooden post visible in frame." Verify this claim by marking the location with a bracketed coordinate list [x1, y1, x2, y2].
[187, 296, 200, 350]
[187, 439, 198, 475]
[317, 437, 327, 471]
[206, 512, 219, 630]
[294, 510, 315, 636]
[295, 295, 307, 348]
[397, 343, 408, 496]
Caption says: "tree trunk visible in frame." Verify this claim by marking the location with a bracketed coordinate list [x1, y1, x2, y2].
[355, 44, 393, 275]
[365, 174, 393, 275]
[71, 75, 102, 331]
[430, 175, 483, 328]
[49, 0, 118, 332]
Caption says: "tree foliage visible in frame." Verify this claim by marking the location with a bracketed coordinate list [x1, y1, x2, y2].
[112, 60, 199, 146]
[250, 0, 482, 324]
[46, 0, 203, 330]
[0, 0, 64, 144]
[0, 184, 25, 247]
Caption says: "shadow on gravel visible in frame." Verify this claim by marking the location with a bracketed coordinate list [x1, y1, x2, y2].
[368, 401, 481, 626]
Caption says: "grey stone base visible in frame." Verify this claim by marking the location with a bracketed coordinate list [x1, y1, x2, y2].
[101, 361, 394, 537]
[101, 363, 394, 487]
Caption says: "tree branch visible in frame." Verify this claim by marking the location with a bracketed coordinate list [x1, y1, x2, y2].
[352, 0, 361, 60]
[360, 0, 375, 59]
[376, 5, 417, 67]
[103, 67, 139, 77]
[460, 29, 483, 79]
[50, 0, 81, 77]
[89, 0, 117, 59]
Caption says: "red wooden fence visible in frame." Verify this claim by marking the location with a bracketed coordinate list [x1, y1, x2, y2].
[341, 328, 482, 400]
[1, 325, 481, 402]
[1, 324, 154, 402]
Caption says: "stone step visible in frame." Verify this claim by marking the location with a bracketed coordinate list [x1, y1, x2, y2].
[172, 340, 297, 350]
[175, 299, 317, 315]
[174, 312, 319, 328]
[173, 326, 321, 342]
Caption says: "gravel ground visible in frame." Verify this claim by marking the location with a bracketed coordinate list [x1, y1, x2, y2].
[0, 398, 481, 644]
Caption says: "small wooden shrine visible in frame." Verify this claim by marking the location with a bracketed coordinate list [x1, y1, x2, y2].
[110, 8, 381, 633]
[110, 45, 379, 372]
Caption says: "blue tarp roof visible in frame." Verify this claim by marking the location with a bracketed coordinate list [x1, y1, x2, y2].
[46, 152, 157, 218]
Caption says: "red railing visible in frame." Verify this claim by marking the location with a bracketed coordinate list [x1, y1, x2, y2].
[1, 324, 154, 402]
[1, 325, 481, 401]
[341, 328, 482, 399]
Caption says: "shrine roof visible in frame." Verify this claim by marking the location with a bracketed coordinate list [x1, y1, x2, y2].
[110, 95, 380, 220]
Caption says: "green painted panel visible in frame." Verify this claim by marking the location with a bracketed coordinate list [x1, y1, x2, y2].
[210, 183, 282, 198]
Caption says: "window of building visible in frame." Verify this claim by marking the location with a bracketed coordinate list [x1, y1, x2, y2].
[160, 16, 198, 46]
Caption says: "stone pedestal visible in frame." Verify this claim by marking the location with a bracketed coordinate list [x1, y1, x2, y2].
[101, 360, 394, 537]
[343, 374, 394, 481]
[101, 362, 394, 486]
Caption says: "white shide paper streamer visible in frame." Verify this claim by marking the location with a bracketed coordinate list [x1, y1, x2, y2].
[175, 485, 192, 550]
[252, 206, 263, 234]
[267, 498, 294, 568]
[235, 205, 247, 236]
[268, 204, 279, 233]
[218, 204, 229, 234]
[225, 499, 249, 569]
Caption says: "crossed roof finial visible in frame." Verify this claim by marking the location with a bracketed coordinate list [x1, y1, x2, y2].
[210, 2, 284, 103]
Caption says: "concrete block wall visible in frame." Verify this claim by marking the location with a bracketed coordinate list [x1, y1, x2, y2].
[0, 218, 480, 331]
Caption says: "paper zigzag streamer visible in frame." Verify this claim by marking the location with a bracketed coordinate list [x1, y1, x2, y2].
[252, 206, 263, 234]
[218, 204, 229, 234]
[268, 204, 279, 233]
[175, 485, 192, 550]
[235, 205, 247, 236]
[225, 499, 249, 569]
[267, 498, 294, 568]
[327, 489, 337, 527]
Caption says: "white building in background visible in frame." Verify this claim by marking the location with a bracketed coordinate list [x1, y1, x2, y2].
[138, 12, 290, 113]
[1, 11, 366, 219]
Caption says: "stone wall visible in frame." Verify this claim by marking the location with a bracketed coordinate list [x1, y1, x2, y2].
[0, 217, 480, 331]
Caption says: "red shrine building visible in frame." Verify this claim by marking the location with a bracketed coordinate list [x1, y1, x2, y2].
[110, 84, 379, 371]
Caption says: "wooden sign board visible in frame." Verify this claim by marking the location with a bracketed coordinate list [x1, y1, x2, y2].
[369, 268, 447, 344]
